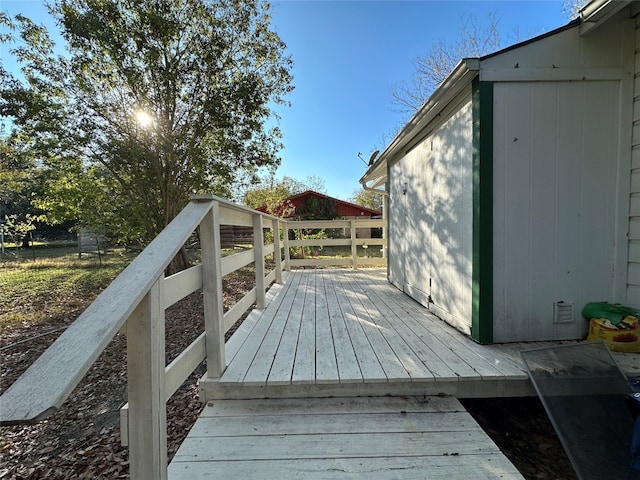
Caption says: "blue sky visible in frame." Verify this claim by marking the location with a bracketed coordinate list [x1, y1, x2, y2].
[2, 1, 570, 200]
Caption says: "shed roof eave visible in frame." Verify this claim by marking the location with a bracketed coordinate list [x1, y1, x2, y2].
[360, 58, 480, 189]
[579, 0, 631, 35]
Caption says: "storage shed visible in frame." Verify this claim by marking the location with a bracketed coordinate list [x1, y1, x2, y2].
[361, 0, 640, 344]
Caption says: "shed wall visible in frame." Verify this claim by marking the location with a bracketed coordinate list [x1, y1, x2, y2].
[389, 98, 473, 334]
[492, 80, 621, 342]
[630, 16, 640, 308]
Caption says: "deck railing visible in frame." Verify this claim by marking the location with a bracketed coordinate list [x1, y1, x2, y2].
[0, 194, 386, 479]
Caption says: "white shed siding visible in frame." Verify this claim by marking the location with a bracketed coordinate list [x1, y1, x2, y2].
[493, 81, 620, 342]
[388, 98, 473, 334]
[630, 16, 640, 308]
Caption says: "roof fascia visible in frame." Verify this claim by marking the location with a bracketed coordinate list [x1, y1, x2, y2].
[579, 0, 631, 35]
[360, 59, 480, 189]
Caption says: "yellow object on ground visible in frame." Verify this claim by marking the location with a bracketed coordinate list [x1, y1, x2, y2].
[587, 316, 640, 352]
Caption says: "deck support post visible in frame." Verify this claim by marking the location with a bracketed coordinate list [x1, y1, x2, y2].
[254, 214, 266, 309]
[350, 220, 358, 270]
[273, 219, 283, 283]
[126, 280, 167, 480]
[201, 202, 226, 378]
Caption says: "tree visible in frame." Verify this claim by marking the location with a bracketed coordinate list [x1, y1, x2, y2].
[391, 12, 502, 114]
[350, 188, 383, 212]
[242, 174, 326, 216]
[1, 1, 293, 265]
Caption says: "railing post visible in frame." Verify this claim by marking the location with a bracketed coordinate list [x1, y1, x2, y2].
[127, 279, 167, 480]
[200, 201, 226, 378]
[283, 221, 291, 271]
[350, 219, 358, 270]
[273, 218, 283, 283]
[254, 214, 266, 308]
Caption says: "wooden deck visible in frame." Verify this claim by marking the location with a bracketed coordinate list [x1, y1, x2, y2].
[171, 268, 640, 479]
[200, 268, 535, 401]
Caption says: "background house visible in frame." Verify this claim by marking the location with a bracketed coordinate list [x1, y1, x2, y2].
[256, 190, 382, 238]
[361, 0, 639, 344]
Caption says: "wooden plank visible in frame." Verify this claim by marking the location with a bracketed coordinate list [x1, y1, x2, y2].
[330, 271, 388, 382]
[314, 271, 339, 383]
[253, 215, 266, 309]
[173, 428, 501, 461]
[223, 275, 290, 364]
[169, 455, 522, 480]
[292, 272, 317, 384]
[0, 200, 213, 425]
[169, 395, 522, 479]
[220, 273, 297, 384]
[223, 288, 257, 333]
[201, 203, 225, 378]
[188, 411, 478, 437]
[221, 249, 254, 276]
[163, 265, 202, 309]
[337, 271, 412, 381]
[323, 270, 363, 382]
[344, 273, 436, 381]
[357, 272, 484, 381]
[267, 272, 306, 385]
[169, 457, 523, 480]
[127, 281, 167, 480]
[199, 395, 463, 416]
[367, 271, 526, 379]
[242, 273, 302, 385]
[164, 333, 206, 400]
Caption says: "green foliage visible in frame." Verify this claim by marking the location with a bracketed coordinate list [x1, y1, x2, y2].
[241, 174, 326, 217]
[1, 0, 293, 248]
[294, 196, 338, 220]
[350, 188, 383, 211]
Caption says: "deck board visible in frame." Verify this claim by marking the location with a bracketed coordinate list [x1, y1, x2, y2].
[207, 268, 536, 399]
[168, 396, 524, 480]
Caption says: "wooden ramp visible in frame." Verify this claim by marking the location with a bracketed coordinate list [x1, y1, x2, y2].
[168, 396, 524, 479]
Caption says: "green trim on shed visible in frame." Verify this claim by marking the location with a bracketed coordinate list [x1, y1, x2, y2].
[471, 78, 494, 344]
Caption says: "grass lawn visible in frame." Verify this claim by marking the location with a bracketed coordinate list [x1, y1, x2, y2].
[0, 243, 136, 331]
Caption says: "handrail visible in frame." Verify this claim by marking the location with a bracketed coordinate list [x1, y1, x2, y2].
[0, 195, 386, 479]
[0, 200, 213, 425]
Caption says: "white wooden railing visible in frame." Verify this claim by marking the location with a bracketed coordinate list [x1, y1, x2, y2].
[0, 194, 386, 479]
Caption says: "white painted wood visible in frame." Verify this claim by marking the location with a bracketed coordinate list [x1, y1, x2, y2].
[221, 249, 254, 276]
[200, 202, 225, 378]
[164, 333, 206, 400]
[292, 271, 316, 384]
[223, 288, 257, 332]
[267, 271, 306, 385]
[323, 270, 363, 382]
[344, 273, 436, 381]
[0, 200, 212, 424]
[253, 214, 266, 309]
[339, 271, 411, 382]
[220, 274, 297, 384]
[127, 280, 167, 480]
[242, 273, 301, 386]
[168, 396, 523, 480]
[493, 81, 620, 342]
[273, 219, 283, 282]
[388, 99, 473, 336]
[163, 265, 202, 309]
[330, 271, 387, 382]
[314, 271, 340, 383]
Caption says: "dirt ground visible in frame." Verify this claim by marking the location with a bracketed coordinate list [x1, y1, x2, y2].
[1, 273, 579, 479]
